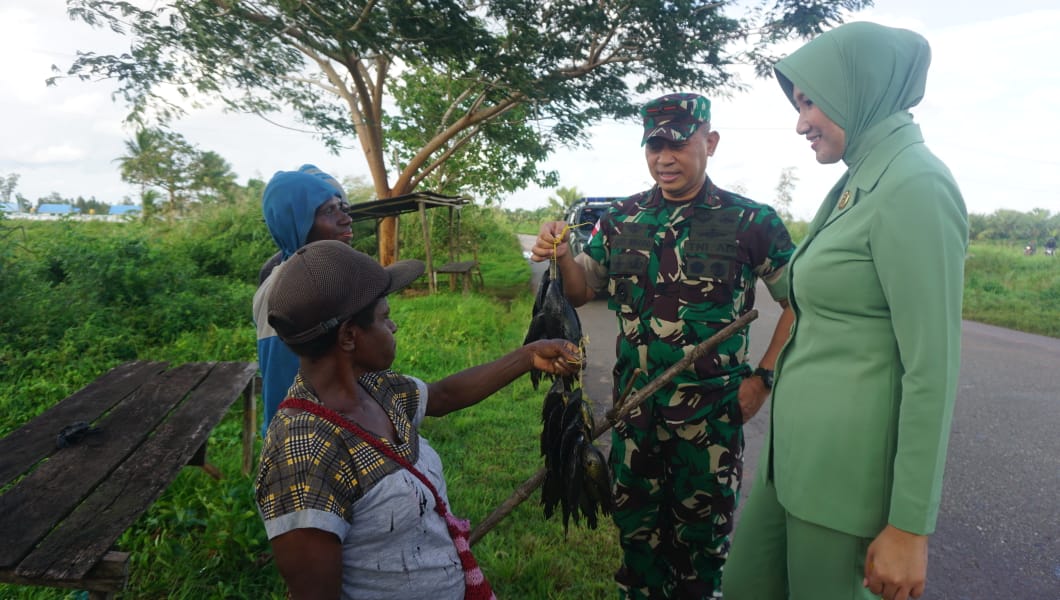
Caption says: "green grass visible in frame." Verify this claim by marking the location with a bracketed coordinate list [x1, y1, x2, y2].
[963, 242, 1060, 337]
[1, 214, 1054, 600]
[0, 220, 620, 599]
[2, 298, 621, 600]
[405, 294, 621, 598]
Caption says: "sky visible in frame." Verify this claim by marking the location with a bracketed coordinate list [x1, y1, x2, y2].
[2, 0, 1058, 220]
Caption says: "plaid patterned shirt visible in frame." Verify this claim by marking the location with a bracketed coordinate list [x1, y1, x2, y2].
[255, 371, 467, 599]
[256, 371, 423, 524]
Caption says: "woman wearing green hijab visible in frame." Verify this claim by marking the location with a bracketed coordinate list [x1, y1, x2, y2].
[723, 22, 968, 600]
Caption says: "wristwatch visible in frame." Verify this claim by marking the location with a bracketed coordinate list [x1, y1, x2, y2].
[753, 367, 774, 390]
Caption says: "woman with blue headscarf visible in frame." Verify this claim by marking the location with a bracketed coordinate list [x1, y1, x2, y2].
[253, 165, 353, 435]
[723, 22, 968, 600]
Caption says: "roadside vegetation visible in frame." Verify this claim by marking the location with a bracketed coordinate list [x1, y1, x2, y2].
[0, 199, 1055, 598]
[0, 201, 619, 599]
[963, 243, 1059, 337]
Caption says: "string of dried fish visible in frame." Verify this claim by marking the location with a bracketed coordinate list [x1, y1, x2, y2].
[525, 256, 612, 532]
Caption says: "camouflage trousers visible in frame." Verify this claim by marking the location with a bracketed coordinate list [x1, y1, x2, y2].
[609, 386, 744, 599]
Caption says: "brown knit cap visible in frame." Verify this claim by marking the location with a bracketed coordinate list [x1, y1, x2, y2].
[267, 240, 424, 345]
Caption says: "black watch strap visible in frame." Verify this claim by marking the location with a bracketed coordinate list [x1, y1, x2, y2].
[753, 367, 774, 389]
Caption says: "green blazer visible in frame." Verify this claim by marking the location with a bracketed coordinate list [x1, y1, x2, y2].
[763, 117, 968, 538]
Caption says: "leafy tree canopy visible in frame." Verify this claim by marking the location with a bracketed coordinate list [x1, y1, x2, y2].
[54, 0, 871, 261]
[117, 127, 238, 217]
[773, 165, 798, 221]
[549, 185, 583, 214]
[0, 174, 20, 205]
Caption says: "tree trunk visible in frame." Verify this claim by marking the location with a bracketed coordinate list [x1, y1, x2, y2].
[378, 216, 398, 266]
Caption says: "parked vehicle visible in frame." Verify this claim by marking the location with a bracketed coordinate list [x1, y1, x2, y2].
[565, 197, 619, 256]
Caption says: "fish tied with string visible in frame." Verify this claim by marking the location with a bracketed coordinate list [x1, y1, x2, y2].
[525, 255, 612, 532]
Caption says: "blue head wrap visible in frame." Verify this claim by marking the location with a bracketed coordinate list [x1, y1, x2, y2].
[295, 164, 346, 202]
[262, 164, 345, 259]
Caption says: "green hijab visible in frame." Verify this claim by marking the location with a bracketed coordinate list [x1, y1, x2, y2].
[774, 21, 931, 166]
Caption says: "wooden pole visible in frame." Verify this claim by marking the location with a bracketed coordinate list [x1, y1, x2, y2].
[241, 375, 258, 475]
[420, 201, 435, 293]
[468, 309, 758, 545]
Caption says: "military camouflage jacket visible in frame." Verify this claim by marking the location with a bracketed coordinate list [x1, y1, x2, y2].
[582, 179, 794, 406]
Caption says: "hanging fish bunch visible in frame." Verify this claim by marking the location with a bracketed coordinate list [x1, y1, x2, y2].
[523, 263, 584, 389]
[525, 260, 613, 531]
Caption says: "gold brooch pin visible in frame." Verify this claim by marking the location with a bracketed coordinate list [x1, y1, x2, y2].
[837, 190, 851, 210]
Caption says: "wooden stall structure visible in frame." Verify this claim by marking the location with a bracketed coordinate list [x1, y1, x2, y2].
[344, 191, 477, 293]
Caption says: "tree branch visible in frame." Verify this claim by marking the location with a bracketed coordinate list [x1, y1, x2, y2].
[393, 92, 524, 194]
[408, 122, 484, 190]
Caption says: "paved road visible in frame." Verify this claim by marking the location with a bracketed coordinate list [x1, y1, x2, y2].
[521, 235, 1060, 599]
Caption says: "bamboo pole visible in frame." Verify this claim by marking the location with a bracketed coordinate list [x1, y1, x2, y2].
[469, 309, 759, 545]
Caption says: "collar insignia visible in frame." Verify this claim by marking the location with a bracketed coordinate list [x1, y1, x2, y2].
[837, 190, 851, 210]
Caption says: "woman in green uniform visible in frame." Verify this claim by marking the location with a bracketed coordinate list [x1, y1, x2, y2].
[723, 22, 968, 600]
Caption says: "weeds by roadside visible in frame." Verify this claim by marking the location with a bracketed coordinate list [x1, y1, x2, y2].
[0, 205, 1053, 599]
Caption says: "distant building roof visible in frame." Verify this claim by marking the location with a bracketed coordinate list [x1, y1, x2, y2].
[37, 203, 79, 215]
[0, 202, 17, 213]
[109, 205, 142, 215]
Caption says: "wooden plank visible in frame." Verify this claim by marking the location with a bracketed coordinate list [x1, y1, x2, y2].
[0, 361, 168, 488]
[434, 261, 481, 293]
[434, 260, 477, 274]
[0, 551, 127, 594]
[0, 363, 212, 570]
[242, 375, 259, 475]
[17, 362, 257, 581]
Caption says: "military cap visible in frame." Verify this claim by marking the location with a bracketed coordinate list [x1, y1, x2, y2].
[640, 93, 712, 146]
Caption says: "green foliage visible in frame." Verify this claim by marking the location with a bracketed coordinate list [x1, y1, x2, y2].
[57, 0, 870, 202]
[393, 202, 532, 298]
[963, 242, 1060, 337]
[784, 219, 810, 244]
[118, 128, 239, 216]
[0, 211, 262, 437]
[340, 175, 376, 204]
[969, 207, 1058, 243]
[511, 207, 560, 235]
[0, 173, 19, 204]
[0, 201, 620, 598]
[548, 186, 583, 215]
[387, 64, 559, 203]
[160, 197, 276, 282]
[0, 212, 29, 296]
[3, 202, 1054, 599]
[773, 166, 798, 221]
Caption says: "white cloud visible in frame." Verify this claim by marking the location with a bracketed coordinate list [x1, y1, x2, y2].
[29, 144, 86, 164]
[53, 91, 118, 117]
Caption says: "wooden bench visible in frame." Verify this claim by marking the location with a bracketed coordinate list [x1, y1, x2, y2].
[432, 239, 485, 294]
[0, 360, 258, 599]
[433, 259, 484, 293]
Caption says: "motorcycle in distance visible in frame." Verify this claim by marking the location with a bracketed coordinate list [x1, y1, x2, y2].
[1024, 243, 1036, 256]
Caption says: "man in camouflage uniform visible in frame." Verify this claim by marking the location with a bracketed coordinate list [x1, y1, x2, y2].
[531, 93, 795, 598]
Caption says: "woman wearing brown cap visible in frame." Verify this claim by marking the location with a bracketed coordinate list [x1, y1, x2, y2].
[254, 240, 581, 600]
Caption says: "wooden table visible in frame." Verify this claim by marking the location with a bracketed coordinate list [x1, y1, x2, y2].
[0, 360, 258, 598]
[434, 259, 484, 294]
